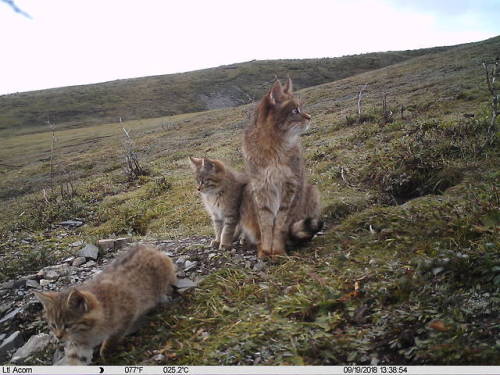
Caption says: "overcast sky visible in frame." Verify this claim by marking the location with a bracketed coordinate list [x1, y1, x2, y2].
[1, 0, 499, 95]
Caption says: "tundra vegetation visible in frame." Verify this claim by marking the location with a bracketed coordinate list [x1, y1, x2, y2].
[0, 36, 499, 365]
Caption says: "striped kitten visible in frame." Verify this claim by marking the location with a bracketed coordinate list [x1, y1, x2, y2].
[34, 244, 176, 365]
[189, 157, 248, 250]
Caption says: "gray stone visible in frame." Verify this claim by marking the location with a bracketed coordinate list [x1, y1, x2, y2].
[184, 260, 198, 271]
[0, 334, 5, 342]
[0, 307, 22, 324]
[0, 280, 15, 290]
[58, 220, 83, 227]
[432, 267, 445, 276]
[25, 280, 41, 289]
[151, 353, 165, 362]
[39, 279, 53, 287]
[175, 278, 198, 289]
[82, 260, 96, 268]
[44, 270, 59, 281]
[175, 256, 187, 267]
[0, 331, 24, 362]
[253, 261, 265, 272]
[114, 237, 132, 249]
[13, 279, 27, 289]
[70, 240, 84, 247]
[0, 303, 12, 315]
[11, 333, 51, 364]
[62, 256, 75, 263]
[72, 257, 87, 267]
[78, 244, 99, 260]
[97, 239, 116, 251]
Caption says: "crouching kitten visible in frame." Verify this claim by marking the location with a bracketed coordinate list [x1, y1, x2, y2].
[34, 244, 176, 365]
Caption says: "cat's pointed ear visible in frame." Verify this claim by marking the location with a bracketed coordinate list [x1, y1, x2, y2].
[267, 80, 284, 105]
[283, 77, 293, 94]
[34, 291, 57, 309]
[189, 156, 202, 170]
[66, 289, 89, 314]
[202, 158, 215, 170]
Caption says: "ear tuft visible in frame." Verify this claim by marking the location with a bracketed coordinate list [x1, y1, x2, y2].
[283, 77, 293, 94]
[189, 156, 202, 170]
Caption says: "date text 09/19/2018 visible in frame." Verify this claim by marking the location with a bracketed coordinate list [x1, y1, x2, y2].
[343, 366, 408, 374]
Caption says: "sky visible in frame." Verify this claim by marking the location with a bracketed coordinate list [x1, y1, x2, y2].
[1, 0, 499, 95]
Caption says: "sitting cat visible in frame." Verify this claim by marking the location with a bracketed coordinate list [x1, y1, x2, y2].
[34, 244, 176, 365]
[189, 156, 248, 250]
[189, 156, 322, 255]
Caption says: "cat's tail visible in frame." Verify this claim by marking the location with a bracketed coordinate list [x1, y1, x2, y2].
[289, 217, 324, 243]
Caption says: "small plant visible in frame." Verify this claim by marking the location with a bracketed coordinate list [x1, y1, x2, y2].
[481, 58, 499, 142]
[121, 127, 148, 180]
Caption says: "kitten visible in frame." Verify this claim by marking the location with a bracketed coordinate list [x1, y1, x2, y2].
[242, 78, 322, 258]
[34, 244, 176, 365]
[189, 157, 248, 250]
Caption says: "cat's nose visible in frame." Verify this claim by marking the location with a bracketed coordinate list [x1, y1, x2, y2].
[54, 330, 64, 339]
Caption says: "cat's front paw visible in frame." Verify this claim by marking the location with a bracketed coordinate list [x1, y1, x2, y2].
[219, 243, 232, 251]
[210, 240, 220, 249]
[257, 246, 272, 258]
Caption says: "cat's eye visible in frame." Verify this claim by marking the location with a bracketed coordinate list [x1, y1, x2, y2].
[292, 108, 299, 114]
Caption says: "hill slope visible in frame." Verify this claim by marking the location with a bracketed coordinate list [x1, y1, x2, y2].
[0, 35, 499, 365]
[0, 45, 454, 134]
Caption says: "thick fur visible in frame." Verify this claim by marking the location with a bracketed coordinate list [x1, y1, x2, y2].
[242, 78, 322, 258]
[34, 244, 176, 365]
[189, 157, 249, 250]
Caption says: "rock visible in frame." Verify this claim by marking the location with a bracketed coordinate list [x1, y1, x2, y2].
[0, 280, 15, 290]
[175, 256, 187, 267]
[78, 244, 99, 260]
[0, 331, 24, 362]
[184, 260, 198, 272]
[151, 353, 165, 362]
[40, 264, 72, 279]
[175, 278, 198, 289]
[25, 280, 41, 289]
[0, 303, 12, 315]
[114, 237, 132, 249]
[70, 240, 84, 247]
[72, 257, 86, 267]
[0, 334, 5, 342]
[13, 279, 27, 289]
[58, 220, 84, 228]
[44, 270, 59, 281]
[11, 333, 51, 364]
[62, 256, 75, 263]
[39, 279, 53, 287]
[253, 261, 265, 272]
[97, 239, 115, 251]
[432, 267, 444, 275]
[0, 307, 22, 324]
[82, 260, 96, 268]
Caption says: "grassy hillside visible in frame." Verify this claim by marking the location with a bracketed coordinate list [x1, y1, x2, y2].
[0, 45, 454, 135]
[0, 35, 499, 365]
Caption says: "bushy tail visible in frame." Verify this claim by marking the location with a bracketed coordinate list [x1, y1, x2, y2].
[289, 217, 324, 243]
